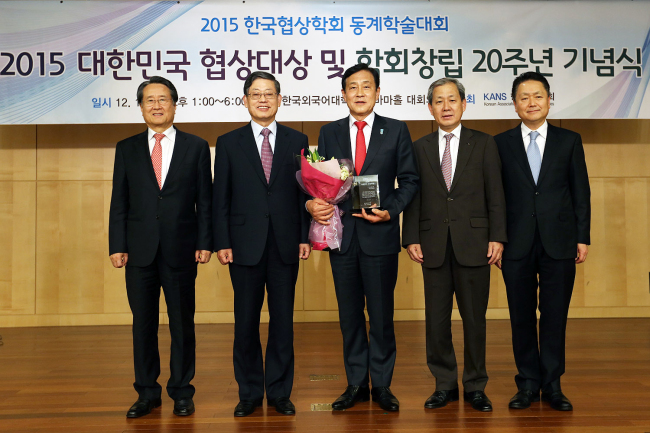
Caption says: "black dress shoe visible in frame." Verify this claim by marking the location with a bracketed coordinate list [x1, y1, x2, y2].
[509, 389, 540, 409]
[542, 391, 573, 411]
[463, 390, 493, 412]
[173, 398, 195, 416]
[371, 387, 399, 412]
[424, 388, 459, 409]
[331, 385, 370, 410]
[126, 397, 162, 418]
[268, 397, 295, 415]
[234, 398, 263, 417]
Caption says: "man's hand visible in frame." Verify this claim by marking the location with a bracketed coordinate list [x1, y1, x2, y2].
[487, 242, 503, 267]
[307, 198, 334, 225]
[299, 243, 311, 260]
[406, 244, 424, 264]
[576, 243, 588, 264]
[353, 208, 391, 223]
[217, 248, 233, 265]
[110, 253, 128, 268]
[195, 250, 212, 264]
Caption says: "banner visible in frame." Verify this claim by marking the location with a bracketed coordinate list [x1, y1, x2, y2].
[1, 1, 649, 124]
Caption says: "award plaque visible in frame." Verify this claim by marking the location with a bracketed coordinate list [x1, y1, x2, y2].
[351, 175, 381, 213]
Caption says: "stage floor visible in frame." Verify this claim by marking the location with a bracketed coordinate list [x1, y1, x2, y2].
[1, 319, 649, 432]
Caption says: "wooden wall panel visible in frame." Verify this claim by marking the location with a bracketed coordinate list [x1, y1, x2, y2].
[0, 118, 647, 326]
[0, 182, 36, 314]
[37, 124, 143, 181]
[0, 125, 36, 181]
[36, 181, 107, 314]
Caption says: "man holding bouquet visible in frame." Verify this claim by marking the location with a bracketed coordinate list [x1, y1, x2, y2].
[213, 71, 311, 417]
[306, 63, 419, 412]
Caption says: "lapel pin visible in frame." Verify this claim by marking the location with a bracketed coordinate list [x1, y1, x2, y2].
[380, 129, 384, 135]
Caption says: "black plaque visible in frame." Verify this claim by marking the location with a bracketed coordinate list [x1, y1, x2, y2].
[351, 175, 381, 213]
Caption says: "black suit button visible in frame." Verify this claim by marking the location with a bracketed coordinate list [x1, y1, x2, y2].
[535, 192, 540, 196]
[443, 219, 448, 223]
[532, 213, 536, 217]
[156, 215, 160, 220]
[447, 197, 453, 201]
[267, 191, 272, 196]
[265, 213, 269, 218]
[158, 196, 162, 200]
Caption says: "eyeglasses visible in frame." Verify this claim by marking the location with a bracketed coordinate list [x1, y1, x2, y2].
[144, 97, 172, 107]
[247, 92, 277, 101]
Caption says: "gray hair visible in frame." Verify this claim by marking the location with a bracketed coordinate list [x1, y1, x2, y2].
[427, 78, 466, 104]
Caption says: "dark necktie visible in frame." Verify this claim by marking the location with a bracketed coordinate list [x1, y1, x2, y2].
[261, 128, 273, 183]
[441, 133, 453, 191]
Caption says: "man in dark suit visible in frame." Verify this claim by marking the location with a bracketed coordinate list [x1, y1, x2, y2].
[213, 71, 311, 417]
[109, 76, 212, 418]
[495, 72, 590, 411]
[307, 63, 419, 412]
[402, 78, 507, 412]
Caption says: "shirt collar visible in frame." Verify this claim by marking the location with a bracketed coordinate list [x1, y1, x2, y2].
[147, 125, 175, 141]
[349, 111, 375, 130]
[250, 119, 277, 138]
[521, 121, 548, 140]
[437, 123, 463, 140]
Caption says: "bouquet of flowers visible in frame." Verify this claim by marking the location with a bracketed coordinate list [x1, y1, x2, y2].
[296, 149, 353, 251]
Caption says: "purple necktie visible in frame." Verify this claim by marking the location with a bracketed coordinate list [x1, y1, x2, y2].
[441, 133, 453, 191]
[261, 128, 273, 183]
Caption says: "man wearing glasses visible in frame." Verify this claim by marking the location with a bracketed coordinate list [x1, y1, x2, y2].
[213, 71, 311, 417]
[109, 76, 213, 418]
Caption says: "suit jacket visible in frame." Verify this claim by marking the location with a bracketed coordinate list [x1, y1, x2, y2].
[317, 114, 419, 256]
[494, 123, 590, 261]
[403, 126, 507, 268]
[212, 122, 310, 266]
[108, 128, 213, 268]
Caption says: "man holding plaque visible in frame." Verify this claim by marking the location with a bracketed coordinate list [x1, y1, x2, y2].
[307, 63, 419, 412]
[213, 71, 311, 417]
[402, 78, 507, 412]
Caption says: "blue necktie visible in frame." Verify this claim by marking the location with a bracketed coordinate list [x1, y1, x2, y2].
[527, 130, 541, 184]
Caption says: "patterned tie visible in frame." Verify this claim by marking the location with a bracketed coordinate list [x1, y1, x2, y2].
[152, 133, 164, 189]
[527, 130, 542, 184]
[354, 121, 367, 175]
[441, 133, 453, 191]
[261, 128, 273, 183]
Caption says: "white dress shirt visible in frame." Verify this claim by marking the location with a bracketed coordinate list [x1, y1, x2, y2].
[437, 124, 463, 181]
[147, 125, 176, 187]
[348, 112, 375, 167]
[521, 121, 548, 160]
[251, 119, 277, 156]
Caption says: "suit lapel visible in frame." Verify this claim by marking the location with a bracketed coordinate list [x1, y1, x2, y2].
[508, 125, 536, 186]
[239, 123, 268, 186]
[449, 126, 475, 192]
[161, 128, 189, 191]
[360, 115, 387, 175]
[422, 131, 448, 191]
[137, 131, 160, 190]
[334, 117, 353, 160]
[269, 123, 291, 187]
[537, 124, 556, 186]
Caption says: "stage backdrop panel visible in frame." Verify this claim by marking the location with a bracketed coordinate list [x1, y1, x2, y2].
[1, 0, 650, 124]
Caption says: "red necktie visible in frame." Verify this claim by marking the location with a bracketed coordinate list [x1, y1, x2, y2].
[152, 133, 164, 189]
[261, 128, 273, 183]
[354, 121, 367, 175]
[441, 133, 453, 191]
